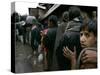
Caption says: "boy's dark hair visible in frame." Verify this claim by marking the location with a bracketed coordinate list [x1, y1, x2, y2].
[68, 6, 81, 21]
[48, 15, 58, 27]
[80, 19, 97, 36]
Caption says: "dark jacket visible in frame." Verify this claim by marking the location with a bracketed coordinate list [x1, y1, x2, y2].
[56, 19, 82, 70]
[45, 27, 57, 70]
[31, 26, 41, 50]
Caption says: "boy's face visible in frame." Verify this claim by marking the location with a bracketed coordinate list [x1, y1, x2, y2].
[80, 30, 97, 48]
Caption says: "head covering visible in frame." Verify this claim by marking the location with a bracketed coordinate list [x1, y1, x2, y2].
[32, 19, 38, 25]
[62, 11, 69, 22]
[68, 6, 81, 21]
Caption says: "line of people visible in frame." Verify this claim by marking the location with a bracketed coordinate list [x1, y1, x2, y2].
[40, 6, 97, 71]
[12, 6, 97, 71]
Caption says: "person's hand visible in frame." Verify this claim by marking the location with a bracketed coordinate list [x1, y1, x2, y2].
[63, 46, 76, 60]
[81, 50, 97, 64]
[63, 46, 77, 69]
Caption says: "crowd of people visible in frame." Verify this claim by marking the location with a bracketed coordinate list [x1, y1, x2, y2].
[11, 6, 97, 71]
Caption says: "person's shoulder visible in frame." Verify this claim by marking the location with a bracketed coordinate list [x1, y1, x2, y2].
[62, 32, 69, 40]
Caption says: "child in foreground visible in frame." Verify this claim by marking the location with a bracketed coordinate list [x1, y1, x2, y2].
[63, 20, 97, 69]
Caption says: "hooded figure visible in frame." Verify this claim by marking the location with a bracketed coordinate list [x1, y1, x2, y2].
[56, 6, 82, 70]
[31, 19, 41, 52]
[59, 11, 69, 33]
[43, 15, 58, 71]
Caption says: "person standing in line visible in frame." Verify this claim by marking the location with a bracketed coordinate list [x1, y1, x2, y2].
[31, 19, 41, 55]
[56, 6, 82, 70]
[59, 11, 69, 33]
[43, 15, 58, 71]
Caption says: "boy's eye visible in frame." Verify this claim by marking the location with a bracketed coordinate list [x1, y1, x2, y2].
[80, 31, 90, 38]
[80, 33, 83, 36]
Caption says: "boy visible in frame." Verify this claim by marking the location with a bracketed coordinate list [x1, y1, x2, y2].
[63, 19, 97, 69]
